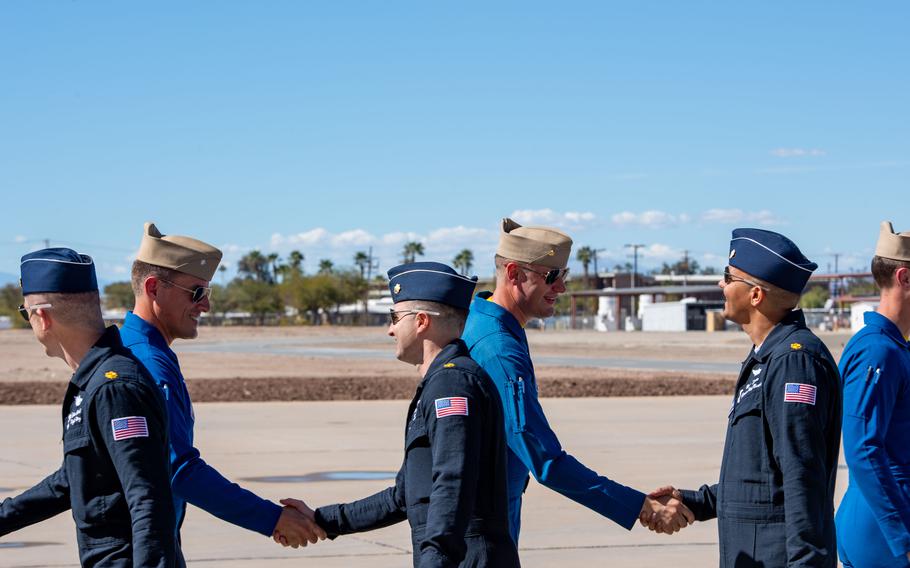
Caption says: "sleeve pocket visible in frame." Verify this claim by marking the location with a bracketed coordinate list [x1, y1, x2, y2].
[505, 377, 527, 433]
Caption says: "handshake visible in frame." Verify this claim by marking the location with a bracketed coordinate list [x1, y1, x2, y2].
[271, 498, 327, 548]
[639, 486, 695, 534]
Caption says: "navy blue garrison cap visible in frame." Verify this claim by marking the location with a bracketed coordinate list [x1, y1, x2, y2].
[728, 229, 817, 294]
[387, 261, 478, 310]
[20, 248, 98, 295]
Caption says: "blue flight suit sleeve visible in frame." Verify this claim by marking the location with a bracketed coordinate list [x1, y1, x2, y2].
[314, 469, 407, 536]
[416, 373, 485, 568]
[0, 467, 70, 535]
[480, 344, 645, 529]
[766, 351, 837, 566]
[140, 350, 282, 536]
[841, 346, 910, 557]
[92, 379, 176, 568]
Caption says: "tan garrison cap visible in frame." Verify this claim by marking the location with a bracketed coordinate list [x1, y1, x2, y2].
[496, 217, 573, 269]
[136, 222, 223, 281]
[875, 221, 910, 262]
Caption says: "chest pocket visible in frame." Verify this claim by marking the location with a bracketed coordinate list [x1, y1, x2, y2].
[404, 417, 432, 506]
[724, 388, 770, 490]
[505, 377, 527, 433]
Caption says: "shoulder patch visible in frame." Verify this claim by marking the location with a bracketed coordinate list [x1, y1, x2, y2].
[790, 343, 802, 350]
[105, 371, 119, 380]
[435, 397, 468, 418]
[111, 416, 149, 440]
[444, 363, 456, 368]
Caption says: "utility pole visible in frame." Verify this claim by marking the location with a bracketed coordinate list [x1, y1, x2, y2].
[682, 249, 690, 287]
[44, 238, 50, 248]
[592, 248, 606, 287]
[363, 247, 380, 325]
[624, 243, 645, 326]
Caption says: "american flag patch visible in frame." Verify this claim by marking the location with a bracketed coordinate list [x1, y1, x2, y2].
[784, 383, 817, 405]
[435, 397, 468, 418]
[111, 416, 149, 441]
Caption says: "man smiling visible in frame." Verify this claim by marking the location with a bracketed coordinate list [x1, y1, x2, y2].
[120, 223, 324, 562]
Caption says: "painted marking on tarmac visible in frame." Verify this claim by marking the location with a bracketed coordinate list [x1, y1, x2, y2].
[243, 470, 397, 483]
[0, 541, 59, 549]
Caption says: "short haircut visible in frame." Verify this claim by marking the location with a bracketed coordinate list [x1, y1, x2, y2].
[400, 300, 469, 335]
[746, 274, 802, 311]
[494, 254, 513, 278]
[131, 260, 180, 297]
[871, 255, 910, 289]
[26, 291, 103, 329]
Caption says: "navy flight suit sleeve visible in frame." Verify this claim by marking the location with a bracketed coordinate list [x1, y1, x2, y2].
[0, 467, 71, 535]
[416, 373, 484, 568]
[766, 352, 836, 566]
[314, 468, 408, 537]
[679, 483, 719, 522]
[93, 379, 176, 568]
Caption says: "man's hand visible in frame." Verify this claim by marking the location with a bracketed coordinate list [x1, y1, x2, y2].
[639, 486, 695, 534]
[271, 498, 327, 548]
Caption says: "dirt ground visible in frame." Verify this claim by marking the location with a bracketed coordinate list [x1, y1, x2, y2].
[0, 326, 853, 404]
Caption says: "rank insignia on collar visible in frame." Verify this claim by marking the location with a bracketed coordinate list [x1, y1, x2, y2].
[393, 283, 401, 294]
[105, 371, 119, 380]
[790, 343, 802, 350]
[444, 363, 455, 368]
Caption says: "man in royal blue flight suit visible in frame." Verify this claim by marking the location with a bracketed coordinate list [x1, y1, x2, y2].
[837, 221, 910, 568]
[461, 218, 693, 543]
[0, 248, 176, 567]
[645, 229, 843, 567]
[289, 261, 519, 567]
[119, 223, 325, 561]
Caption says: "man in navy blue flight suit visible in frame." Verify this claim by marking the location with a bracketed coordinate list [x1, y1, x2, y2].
[645, 229, 843, 567]
[119, 222, 325, 560]
[0, 248, 176, 567]
[837, 221, 910, 568]
[286, 261, 520, 567]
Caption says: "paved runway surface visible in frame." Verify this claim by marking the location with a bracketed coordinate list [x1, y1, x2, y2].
[0, 397, 848, 567]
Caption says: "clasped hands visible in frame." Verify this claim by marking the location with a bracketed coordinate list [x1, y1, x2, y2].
[272, 498, 327, 548]
[639, 486, 695, 534]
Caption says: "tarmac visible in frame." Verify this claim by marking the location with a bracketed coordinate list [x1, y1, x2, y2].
[0, 396, 850, 568]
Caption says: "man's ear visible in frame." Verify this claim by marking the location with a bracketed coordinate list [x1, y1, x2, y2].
[505, 262, 523, 283]
[750, 286, 765, 307]
[896, 266, 910, 289]
[34, 307, 53, 332]
[144, 277, 160, 300]
[415, 311, 432, 333]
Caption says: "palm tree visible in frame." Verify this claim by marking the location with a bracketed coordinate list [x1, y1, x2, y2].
[401, 241, 425, 264]
[267, 252, 282, 284]
[353, 251, 370, 280]
[452, 249, 474, 276]
[576, 246, 594, 286]
[318, 259, 334, 274]
[288, 250, 305, 272]
[237, 250, 270, 282]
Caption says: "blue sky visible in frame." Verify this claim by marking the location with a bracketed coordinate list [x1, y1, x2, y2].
[2, 2, 907, 284]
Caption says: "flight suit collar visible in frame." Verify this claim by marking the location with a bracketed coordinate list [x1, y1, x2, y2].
[420, 339, 469, 386]
[751, 309, 807, 363]
[471, 291, 526, 343]
[123, 311, 172, 352]
[863, 310, 910, 349]
[71, 325, 123, 389]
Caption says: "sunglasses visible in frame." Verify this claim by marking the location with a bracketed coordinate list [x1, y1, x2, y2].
[160, 279, 213, 304]
[519, 264, 570, 285]
[18, 303, 53, 323]
[388, 309, 440, 325]
[723, 267, 768, 291]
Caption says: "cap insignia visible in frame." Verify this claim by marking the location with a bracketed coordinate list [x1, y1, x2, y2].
[201, 259, 206, 265]
[393, 283, 401, 294]
[729, 249, 736, 259]
[105, 371, 119, 380]
[790, 343, 802, 350]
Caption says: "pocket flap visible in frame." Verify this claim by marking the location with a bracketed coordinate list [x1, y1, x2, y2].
[63, 435, 92, 453]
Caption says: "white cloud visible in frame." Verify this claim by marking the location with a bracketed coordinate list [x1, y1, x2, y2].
[641, 243, 680, 260]
[509, 209, 596, 230]
[14, 235, 27, 243]
[271, 228, 330, 247]
[770, 148, 827, 158]
[611, 210, 684, 228]
[332, 229, 375, 247]
[700, 209, 783, 226]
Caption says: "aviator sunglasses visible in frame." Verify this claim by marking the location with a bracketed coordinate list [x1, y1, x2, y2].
[388, 308, 440, 325]
[518, 264, 570, 285]
[722, 267, 768, 291]
[17, 303, 53, 322]
[160, 279, 213, 303]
